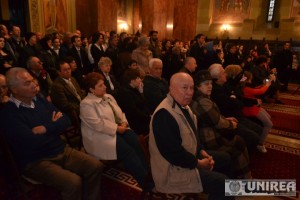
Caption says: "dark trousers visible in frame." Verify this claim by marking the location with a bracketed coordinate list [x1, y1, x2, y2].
[116, 129, 151, 190]
[236, 117, 263, 153]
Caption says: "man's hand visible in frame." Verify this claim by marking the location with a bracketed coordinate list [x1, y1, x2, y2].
[32, 125, 46, 135]
[226, 117, 238, 122]
[119, 122, 128, 128]
[197, 156, 214, 171]
[52, 111, 63, 122]
[117, 126, 127, 134]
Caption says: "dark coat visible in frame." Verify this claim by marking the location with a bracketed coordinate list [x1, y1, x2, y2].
[143, 75, 169, 114]
[98, 71, 120, 97]
[115, 84, 151, 135]
[68, 47, 91, 75]
[90, 44, 105, 69]
[50, 77, 84, 123]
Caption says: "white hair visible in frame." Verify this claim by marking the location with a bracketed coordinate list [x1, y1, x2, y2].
[208, 63, 223, 79]
[149, 58, 162, 69]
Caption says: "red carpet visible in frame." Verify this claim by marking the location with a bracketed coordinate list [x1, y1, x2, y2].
[280, 97, 300, 106]
[267, 110, 300, 134]
[251, 148, 300, 186]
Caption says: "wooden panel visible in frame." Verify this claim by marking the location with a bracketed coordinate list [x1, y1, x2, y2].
[98, 0, 118, 32]
[140, 0, 154, 34]
[75, 0, 98, 36]
[132, 0, 140, 34]
[173, 0, 198, 41]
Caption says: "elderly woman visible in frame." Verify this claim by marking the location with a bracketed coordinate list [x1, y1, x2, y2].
[97, 56, 120, 97]
[131, 36, 153, 76]
[80, 72, 152, 191]
[190, 70, 251, 178]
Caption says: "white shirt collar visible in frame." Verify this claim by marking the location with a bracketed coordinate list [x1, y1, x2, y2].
[10, 96, 36, 108]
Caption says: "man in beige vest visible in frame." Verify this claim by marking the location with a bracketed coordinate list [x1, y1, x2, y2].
[149, 72, 233, 199]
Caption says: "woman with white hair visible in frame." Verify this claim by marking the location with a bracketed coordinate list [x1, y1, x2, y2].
[97, 56, 120, 97]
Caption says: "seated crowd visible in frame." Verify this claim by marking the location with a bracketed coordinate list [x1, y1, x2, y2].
[0, 24, 294, 199]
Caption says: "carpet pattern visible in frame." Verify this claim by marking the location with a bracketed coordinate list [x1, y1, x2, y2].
[269, 129, 300, 140]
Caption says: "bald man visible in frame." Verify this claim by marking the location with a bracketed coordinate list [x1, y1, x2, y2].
[149, 72, 233, 199]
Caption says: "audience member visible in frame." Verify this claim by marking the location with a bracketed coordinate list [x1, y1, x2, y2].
[9, 25, 25, 64]
[80, 72, 152, 191]
[0, 74, 9, 103]
[132, 36, 153, 76]
[223, 44, 240, 68]
[191, 70, 251, 178]
[65, 56, 84, 88]
[39, 34, 59, 80]
[97, 57, 120, 97]
[251, 56, 281, 103]
[0, 67, 103, 200]
[50, 60, 84, 124]
[208, 64, 263, 153]
[116, 69, 151, 135]
[68, 35, 91, 75]
[148, 30, 161, 58]
[19, 32, 39, 67]
[143, 58, 169, 114]
[27, 56, 53, 101]
[242, 71, 273, 153]
[90, 32, 105, 71]
[52, 36, 61, 56]
[274, 42, 293, 92]
[149, 72, 232, 199]
[0, 35, 14, 74]
[105, 36, 120, 78]
[190, 33, 208, 70]
[180, 57, 198, 78]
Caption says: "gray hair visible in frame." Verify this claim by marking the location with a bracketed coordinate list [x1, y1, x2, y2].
[138, 36, 150, 46]
[98, 57, 112, 68]
[208, 63, 223, 79]
[26, 56, 36, 69]
[149, 58, 162, 69]
[6, 67, 29, 89]
[184, 57, 195, 66]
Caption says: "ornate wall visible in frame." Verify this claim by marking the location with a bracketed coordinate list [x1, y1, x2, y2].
[24, 0, 300, 41]
[28, 0, 76, 34]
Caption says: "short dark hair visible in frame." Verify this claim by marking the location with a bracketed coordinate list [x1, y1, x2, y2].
[83, 72, 104, 94]
[194, 33, 204, 40]
[122, 69, 140, 84]
[255, 56, 268, 66]
[194, 70, 212, 87]
[64, 56, 75, 64]
[127, 59, 137, 68]
[71, 35, 80, 43]
[57, 60, 68, 71]
[91, 32, 104, 44]
[149, 30, 158, 36]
